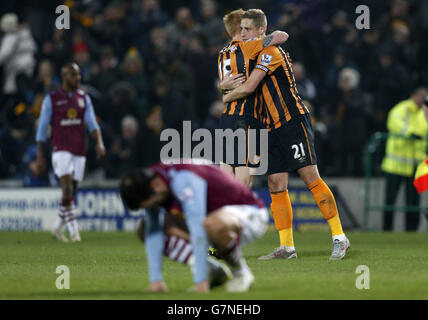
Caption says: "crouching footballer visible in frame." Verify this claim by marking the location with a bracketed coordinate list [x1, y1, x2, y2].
[119, 161, 269, 293]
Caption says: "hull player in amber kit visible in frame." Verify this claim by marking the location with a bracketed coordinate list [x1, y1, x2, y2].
[217, 9, 288, 187]
[36, 63, 106, 242]
[223, 9, 350, 260]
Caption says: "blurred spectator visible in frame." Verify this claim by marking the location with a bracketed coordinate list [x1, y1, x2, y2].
[293, 62, 317, 104]
[384, 23, 418, 78]
[202, 100, 224, 135]
[367, 45, 410, 132]
[101, 1, 128, 57]
[22, 144, 50, 187]
[140, 105, 163, 167]
[33, 59, 60, 95]
[120, 46, 149, 108]
[127, 0, 169, 44]
[199, 0, 225, 54]
[30, 59, 60, 119]
[328, 68, 374, 176]
[149, 72, 188, 130]
[72, 41, 92, 82]
[86, 117, 117, 181]
[104, 80, 141, 135]
[107, 115, 141, 178]
[89, 46, 119, 97]
[182, 32, 214, 122]
[323, 10, 359, 62]
[0, 13, 37, 107]
[377, 0, 415, 36]
[40, 29, 71, 68]
[0, 107, 32, 178]
[141, 26, 173, 74]
[322, 46, 357, 105]
[164, 7, 201, 52]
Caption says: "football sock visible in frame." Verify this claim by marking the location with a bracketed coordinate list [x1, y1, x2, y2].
[279, 229, 295, 249]
[217, 235, 246, 274]
[164, 235, 193, 264]
[54, 207, 67, 231]
[270, 191, 294, 247]
[308, 178, 344, 237]
[62, 198, 79, 238]
[65, 210, 78, 238]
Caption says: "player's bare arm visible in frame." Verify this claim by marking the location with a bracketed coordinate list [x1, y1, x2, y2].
[263, 30, 288, 48]
[222, 69, 266, 103]
[35, 142, 46, 175]
[91, 129, 106, 158]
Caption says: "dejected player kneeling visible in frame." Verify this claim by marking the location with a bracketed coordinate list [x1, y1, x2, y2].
[119, 162, 269, 293]
[135, 217, 232, 291]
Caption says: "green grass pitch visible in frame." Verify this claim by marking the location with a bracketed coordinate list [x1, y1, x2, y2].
[1, 227, 428, 300]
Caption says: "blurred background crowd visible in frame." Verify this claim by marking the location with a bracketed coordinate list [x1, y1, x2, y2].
[0, 0, 427, 186]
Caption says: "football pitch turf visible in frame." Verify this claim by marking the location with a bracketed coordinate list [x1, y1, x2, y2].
[1, 228, 427, 300]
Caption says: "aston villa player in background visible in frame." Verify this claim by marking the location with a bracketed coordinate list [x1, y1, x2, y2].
[35, 63, 106, 242]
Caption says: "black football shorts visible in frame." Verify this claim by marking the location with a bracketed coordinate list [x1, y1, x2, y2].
[267, 113, 317, 175]
[219, 113, 262, 168]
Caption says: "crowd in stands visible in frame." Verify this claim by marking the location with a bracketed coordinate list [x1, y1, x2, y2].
[0, 0, 427, 185]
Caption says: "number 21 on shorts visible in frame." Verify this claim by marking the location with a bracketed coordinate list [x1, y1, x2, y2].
[292, 143, 305, 159]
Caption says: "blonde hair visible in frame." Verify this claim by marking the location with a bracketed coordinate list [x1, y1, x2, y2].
[242, 9, 267, 29]
[223, 8, 245, 38]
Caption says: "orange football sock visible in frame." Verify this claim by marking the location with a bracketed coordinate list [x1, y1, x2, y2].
[270, 190, 294, 247]
[308, 178, 344, 236]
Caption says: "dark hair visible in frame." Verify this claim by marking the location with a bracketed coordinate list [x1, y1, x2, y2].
[119, 168, 155, 210]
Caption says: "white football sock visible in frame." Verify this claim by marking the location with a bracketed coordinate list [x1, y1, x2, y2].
[332, 234, 346, 242]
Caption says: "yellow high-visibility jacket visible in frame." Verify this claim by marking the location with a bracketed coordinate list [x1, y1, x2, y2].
[381, 99, 428, 177]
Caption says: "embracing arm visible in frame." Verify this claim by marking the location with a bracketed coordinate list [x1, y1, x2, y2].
[262, 30, 289, 48]
[218, 31, 288, 91]
[222, 69, 266, 103]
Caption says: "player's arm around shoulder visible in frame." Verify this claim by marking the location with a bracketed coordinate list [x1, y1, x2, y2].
[222, 68, 267, 103]
[262, 30, 289, 48]
[241, 31, 289, 59]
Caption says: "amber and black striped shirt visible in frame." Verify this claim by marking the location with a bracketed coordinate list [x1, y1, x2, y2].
[255, 46, 309, 131]
[218, 39, 265, 118]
